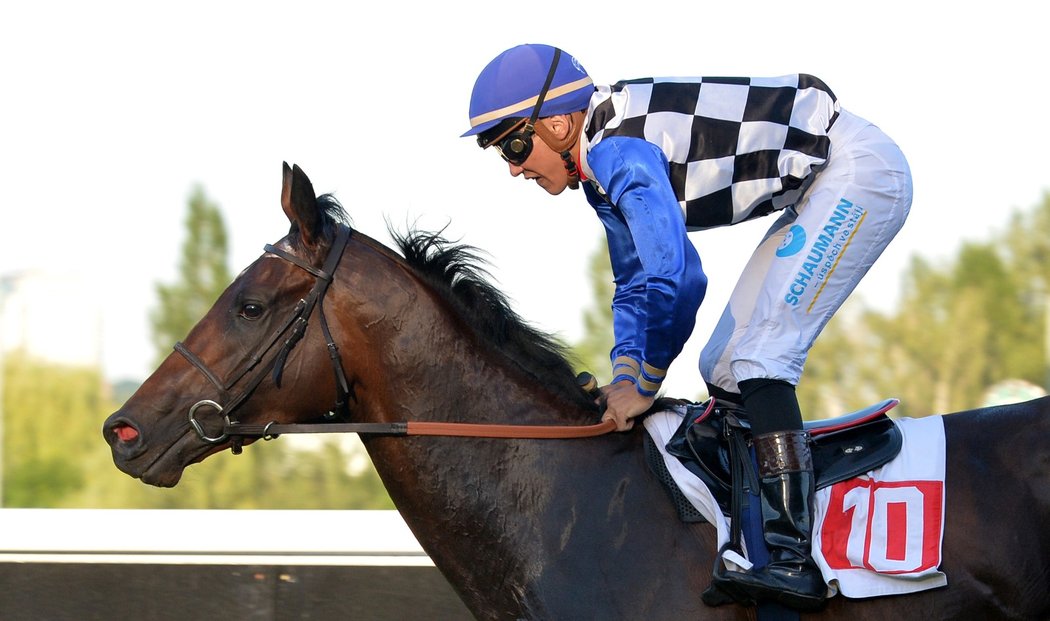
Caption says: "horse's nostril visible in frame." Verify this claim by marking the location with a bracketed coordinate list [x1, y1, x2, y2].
[113, 423, 140, 443]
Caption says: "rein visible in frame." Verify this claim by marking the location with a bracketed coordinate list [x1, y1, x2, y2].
[223, 419, 617, 439]
[174, 223, 615, 448]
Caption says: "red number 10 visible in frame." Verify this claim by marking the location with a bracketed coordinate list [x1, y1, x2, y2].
[820, 478, 943, 573]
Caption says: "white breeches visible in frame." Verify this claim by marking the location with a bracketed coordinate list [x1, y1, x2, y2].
[699, 109, 913, 393]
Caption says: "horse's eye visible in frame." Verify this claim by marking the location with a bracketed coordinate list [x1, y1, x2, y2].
[239, 303, 265, 320]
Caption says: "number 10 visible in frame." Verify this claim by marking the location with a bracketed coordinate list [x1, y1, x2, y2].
[819, 477, 943, 573]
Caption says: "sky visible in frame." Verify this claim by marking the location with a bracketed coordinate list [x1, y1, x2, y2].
[1, 1, 1048, 400]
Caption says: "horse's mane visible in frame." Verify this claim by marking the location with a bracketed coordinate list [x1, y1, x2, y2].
[388, 227, 598, 412]
[308, 194, 595, 411]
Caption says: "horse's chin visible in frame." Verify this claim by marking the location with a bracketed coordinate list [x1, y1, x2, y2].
[139, 463, 186, 488]
[128, 433, 229, 488]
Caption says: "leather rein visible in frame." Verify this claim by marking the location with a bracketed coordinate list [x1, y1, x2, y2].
[174, 224, 614, 451]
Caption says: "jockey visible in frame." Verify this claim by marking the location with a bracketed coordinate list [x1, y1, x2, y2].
[461, 43, 912, 612]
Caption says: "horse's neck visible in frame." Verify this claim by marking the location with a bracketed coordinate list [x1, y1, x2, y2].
[365, 428, 630, 616]
[332, 257, 597, 610]
[337, 246, 590, 426]
[334, 250, 716, 617]
[360, 378, 588, 615]
[365, 424, 714, 618]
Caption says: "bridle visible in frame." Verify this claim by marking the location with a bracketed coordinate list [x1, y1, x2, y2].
[174, 224, 354, 452]
[175, 223, 614, 451]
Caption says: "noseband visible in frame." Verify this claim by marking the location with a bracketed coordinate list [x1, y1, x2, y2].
[174, 225, 353, 450]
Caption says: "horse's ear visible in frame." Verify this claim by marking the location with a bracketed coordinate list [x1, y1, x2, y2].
[281, 162, 322, 247]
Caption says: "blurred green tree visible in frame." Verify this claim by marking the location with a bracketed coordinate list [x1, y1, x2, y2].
[1, 354, 106, 506]
[799, 194, 1050, 419]
[150, 186, 233, 365]
[571, 238, 615, 385]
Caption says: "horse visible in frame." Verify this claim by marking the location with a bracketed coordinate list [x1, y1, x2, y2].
[104, 163, 1050, 620]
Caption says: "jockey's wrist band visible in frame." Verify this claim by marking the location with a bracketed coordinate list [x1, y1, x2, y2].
[637, 361, 667, 397]
[637, 385, 659, 398]
[612, 373, 639, 385]
[612, 356, 640, 378]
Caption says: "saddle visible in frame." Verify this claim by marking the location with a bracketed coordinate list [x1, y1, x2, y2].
[651, 397, 902, 520]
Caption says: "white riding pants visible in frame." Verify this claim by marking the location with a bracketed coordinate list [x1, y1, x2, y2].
[699, 109, 912, 393]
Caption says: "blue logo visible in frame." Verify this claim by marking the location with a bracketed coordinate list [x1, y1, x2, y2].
[776, 225, 806, 258]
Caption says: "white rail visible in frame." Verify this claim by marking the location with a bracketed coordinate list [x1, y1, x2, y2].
[0, 509, 432, 566]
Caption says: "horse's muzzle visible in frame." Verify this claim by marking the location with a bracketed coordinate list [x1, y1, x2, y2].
[103, 414, 147, 460]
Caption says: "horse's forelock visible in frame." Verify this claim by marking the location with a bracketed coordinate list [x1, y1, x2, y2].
[286, 194, 352, 252]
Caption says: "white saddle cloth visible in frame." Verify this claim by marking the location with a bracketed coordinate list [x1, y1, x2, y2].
[644, 408, 947, 598]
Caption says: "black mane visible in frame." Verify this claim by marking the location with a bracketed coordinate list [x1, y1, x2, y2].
[389, 227, 598, 412]
[307, 194, 596, 412]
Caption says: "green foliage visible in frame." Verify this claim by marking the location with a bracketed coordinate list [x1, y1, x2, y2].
[571, 238, 615, 385]
[150, 186, 233, 366]
[1, 353, 108, 507]
[0, 350, 394, 509]
[0, 185, 395, 509]
[799, 193, 1050, 418]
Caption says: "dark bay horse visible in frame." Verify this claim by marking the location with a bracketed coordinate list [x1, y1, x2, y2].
[104, 163, 1050, 620]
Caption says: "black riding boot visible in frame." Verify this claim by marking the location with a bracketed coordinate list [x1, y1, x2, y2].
[728, 430, 827, 611]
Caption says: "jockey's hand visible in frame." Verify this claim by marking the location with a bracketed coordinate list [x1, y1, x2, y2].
[600, 380, 655, 432]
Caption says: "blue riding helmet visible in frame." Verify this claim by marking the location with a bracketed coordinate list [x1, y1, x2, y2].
[462, 43, 594, 138]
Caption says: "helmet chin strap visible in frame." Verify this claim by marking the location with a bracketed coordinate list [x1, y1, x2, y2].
[560, 150, 581, 190]
[534, 110, 586, 190]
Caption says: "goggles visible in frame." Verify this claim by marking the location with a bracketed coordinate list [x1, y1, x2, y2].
[477, 118, 534, 166]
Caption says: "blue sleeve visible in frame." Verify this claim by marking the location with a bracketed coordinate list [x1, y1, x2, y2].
[584, 137, 708, 395]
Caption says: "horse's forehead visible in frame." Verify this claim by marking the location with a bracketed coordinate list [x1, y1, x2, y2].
[234, 242, 297, 282]
[237, 254, 281, 279]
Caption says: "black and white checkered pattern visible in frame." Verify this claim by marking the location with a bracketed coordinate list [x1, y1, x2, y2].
[583, 74, 840, 229]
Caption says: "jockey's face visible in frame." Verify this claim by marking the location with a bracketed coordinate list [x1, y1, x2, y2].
[505, 116, 573, 196]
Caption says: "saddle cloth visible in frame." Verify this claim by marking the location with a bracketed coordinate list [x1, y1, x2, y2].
[644, 408, 948, 599]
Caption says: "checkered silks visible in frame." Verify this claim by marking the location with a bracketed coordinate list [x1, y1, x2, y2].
[583, 74, 839, 229]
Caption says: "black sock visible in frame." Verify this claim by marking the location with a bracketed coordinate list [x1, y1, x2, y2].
[738, 378, 803, 436]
